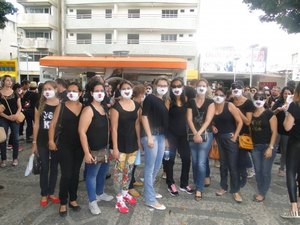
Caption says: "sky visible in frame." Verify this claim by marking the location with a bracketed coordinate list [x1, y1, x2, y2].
[6, 0, 300, 69]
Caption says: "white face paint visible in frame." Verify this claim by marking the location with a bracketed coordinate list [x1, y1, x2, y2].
[120, 89, 133, 99]
[67, 91, 79, 101]
[43, 90, 55, 99]
[172, 87, 183, 96]
[146, 88, 152, 95]
[157, 87, 168, 96]
[286, 95, 294, 104]
[232, 89, 243, 97]
[213, 96, 225, 104]
[92, 91, 105, 103]
[196, 87, 207, 95]
[253, 100, 266, 108]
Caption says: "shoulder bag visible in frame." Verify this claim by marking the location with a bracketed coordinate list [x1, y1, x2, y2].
[0, 127, 6, 143]
[3, 96, 25, 123]
[32, 153, 41, 175]
[54, 103, 65, 146]
[89, 110, 110, 164]
[238, 126, 253, 150]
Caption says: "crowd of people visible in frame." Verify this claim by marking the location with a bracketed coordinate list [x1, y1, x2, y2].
[0, 74, 299, 219]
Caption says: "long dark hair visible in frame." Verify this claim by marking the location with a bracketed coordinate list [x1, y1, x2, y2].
[279, 86, 294, 102]
[170, 78, 186, 106]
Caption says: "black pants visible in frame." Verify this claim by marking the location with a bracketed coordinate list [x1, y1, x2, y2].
[0, 119, 19, 160]
[128, 165, 137, 189]
[58, 145, 84, 205]
[38, 144, 59, 197]
[286, 138, 300, 203]
[24, 109, 34, 140]
[238, 148, 252, 185]
[164, 132, 191, 188]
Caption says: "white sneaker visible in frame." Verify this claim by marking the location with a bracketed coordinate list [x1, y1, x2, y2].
[89, 200, 101, 215]
[155, 193, 162, 199]
[96, 193, 114, 202]
[147, 202, 166, 210]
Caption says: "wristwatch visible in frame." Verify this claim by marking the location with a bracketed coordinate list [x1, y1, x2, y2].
[269, 145, 274, 150]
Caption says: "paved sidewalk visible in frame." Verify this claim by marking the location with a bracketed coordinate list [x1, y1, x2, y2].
[0, 141, 298, 225]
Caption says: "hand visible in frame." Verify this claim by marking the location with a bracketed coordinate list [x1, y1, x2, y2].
[193, 133, 202, 143]
[212, 126, 218, 134]
[230, 133, 237, 142]
[264, 147, 272, 159]
[32, 143, 37, 154]
[11, 114, 17, 121]
[7, 115, 15, 121]
[147, 136, 154, 148]
[112, 149, 120, 160]
[48, 141, 57, 151]
[84, 153, 95, 164]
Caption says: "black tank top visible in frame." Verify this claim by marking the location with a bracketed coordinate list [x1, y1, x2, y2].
[168, 103, 187, 136]
[113, 101, 139, 153]
[213, 102, 236, 134]
[37, 104, 57, 145]
[59, 104, 83, 148]
[86, 104, 109, 150]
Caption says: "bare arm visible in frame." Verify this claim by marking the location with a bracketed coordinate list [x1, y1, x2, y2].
[238, 110, 253, 126]
[197, 103, 215, 135]
[229, 103, 243, 141]
[283, 113, 295, 132]
[141, 115, 154, 148]
[48, 103, 61, 151]
[16, 97, 22, 114]
[32, 108, 40, 154]
[265, 115, 278, 158]
[186, 108, 197, 135]
[135, 108, 142, 150]
[78, 106, 94, 164]
[110, 108, 119, 160]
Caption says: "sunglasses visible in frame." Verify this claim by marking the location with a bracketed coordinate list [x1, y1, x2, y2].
[214, 94, 225, 97]
[171, 85, 183, 88]
[254, 96, 266, 101]
[231, 84, 243, 90]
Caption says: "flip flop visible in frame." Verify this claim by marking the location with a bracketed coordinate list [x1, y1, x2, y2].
[253, 194, 265, 202]
[280, 211, 300, 219]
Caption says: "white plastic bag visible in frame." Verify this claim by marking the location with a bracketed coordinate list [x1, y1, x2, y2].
[134, 150, 141, 166]
[24, 154, 34, 176]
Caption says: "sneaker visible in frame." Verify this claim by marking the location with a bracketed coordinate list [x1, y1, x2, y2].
[89, 200, 101, 215]
[18, 135, 24, 141]
[155, 193, 162, 199]
[7, 145, 12, 150]
[12, 159, 18, 166]
[96, 193, 114, 202]
[18, 146, 24, 152]
[140, 178, 144, 182]
[162, 172, 166, 179]
[278, 169, 285, 177]
[179, 185, 194, 194]
[128, 189, 140, 198]
[247, 168, 255, 178]
[214, 160, 220, 168]
[0, 161, 6, 168]
[216, 189, 227, 196]
[168, 184, 179, 197]
[123, 193, 137, 205]
[147, 202, 166, 211]
[115, 200, 129, 214]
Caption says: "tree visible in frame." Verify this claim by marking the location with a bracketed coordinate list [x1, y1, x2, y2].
[0, 0, 18, 29]
[243, 0, 300, 33]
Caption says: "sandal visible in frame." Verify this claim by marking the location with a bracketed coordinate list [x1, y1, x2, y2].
[253, 194, 265, 202]
[281, 211, 300, 219]
[48, 195, 60, 204]
[194, 191, 202, 201]
[59, 205, 67, 217]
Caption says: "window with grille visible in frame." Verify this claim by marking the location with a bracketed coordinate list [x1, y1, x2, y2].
[127, 34, 139, 44]
[77, 33, 92, 44]
[128, 9, 140, 18]
[162, 10, 178, 18]
[76, 9, 91, 19]
[105, 33, 112, 44]
[161, 34, 177, 42]
[25, 31, 51, 39]
[25, 7, 51, 14]
[105, 9, 112, 18]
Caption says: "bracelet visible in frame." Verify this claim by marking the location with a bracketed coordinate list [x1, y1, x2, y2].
[268, 145, 274, 150]
[32, 141, 36, 144]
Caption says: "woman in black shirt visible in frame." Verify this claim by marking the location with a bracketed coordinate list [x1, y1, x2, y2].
[281, 82, 300, 218]
[0, 75, 22, 167]
[250, 92, 277, 202]
[32, 80, 60, 207]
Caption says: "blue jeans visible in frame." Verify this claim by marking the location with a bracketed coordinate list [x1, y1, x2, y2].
[251, 144, 276, 197]
[189, 132, 213, 192]
[0, 119, 19, 160]
[142, 135, 165, 205]
[216, 133, 240, 193]
[85, 162, 109, 202]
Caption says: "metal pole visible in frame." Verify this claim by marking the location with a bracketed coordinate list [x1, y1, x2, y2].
[26, 55, 29, 81]
[17, 44, 21, 83]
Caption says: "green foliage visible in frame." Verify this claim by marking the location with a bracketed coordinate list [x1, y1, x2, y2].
[243, 0, 300, 33]
[0, 0, 18, 29]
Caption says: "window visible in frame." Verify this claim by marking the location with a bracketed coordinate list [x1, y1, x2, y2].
[128, 9, 140, 18]
[162, 10, 178, 18]
[179, 34, 184, 37]
[69, 33, 74, 37]
[21, 52, 50, 62]
[69, 9, 74, 13]
[105, 9, 112, 18]
[188, 34, 193, 37]
[105, 33, 112, 44]
[161, 34, 177, 42]
[190, 9, 195, 12]
[180, 9, 185, 13]
[77, 33, 92, 44]
[25, 31, 52, 39]
[127, 34, 139, 44]
[25, 7, 51, 14]
[77, 9, 92, 19]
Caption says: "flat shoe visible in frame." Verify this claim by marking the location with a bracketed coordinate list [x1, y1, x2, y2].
[233, 193, 242, 203]
[48, 195, 60, 204]
[147, 203, 166, 210]
[69, 203, 81, 212]
[253, 194, 265, 202]
[216, 189, 227, 196]
[59, 205, 67, 217]
[194, 192, 202, 201]
[204, 177, 211, 187]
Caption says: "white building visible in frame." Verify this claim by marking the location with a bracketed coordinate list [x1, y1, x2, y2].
[16, 0, 60, 81]
[17, 0, 200, 81]
[0, 19, 18, 60]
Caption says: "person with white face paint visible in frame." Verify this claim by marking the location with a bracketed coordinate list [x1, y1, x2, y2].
[231, 81, 256, 187]
[212, 88, 243, 203]
[78, 81, 113, 215]
[48, 82, 84, 217]
[145, 84, 153, 95]
[250, 92, 277, 203]
[31, 80, 60, 208]
[110, 80, 141, 213]
[163, 78, 192, 197]
[141, 76, 170, 210]
[187, 78, 215, 201]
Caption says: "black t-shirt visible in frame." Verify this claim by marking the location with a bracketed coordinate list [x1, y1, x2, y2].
[184, 86, 196, 101]
[232, 99, 255, 134]
[287, 102, 300, 139]
[187, 98, 213, 132]
[272, 99, 289, 135]
[168, 102, 187, 136]
[142, 94, 168, 136]
[113, 101, 139, 153]
[250, 109, 274, 144]
[22, 90, 38, 111]
[0, 92, 19, 116]
[37, 104, 57, 145]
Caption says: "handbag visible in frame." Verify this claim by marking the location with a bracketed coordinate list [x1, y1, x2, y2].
[0, 127, 6, 143]
[89, 111, 110, 164]
[239, 134, 253, 150]
[209, 138, 219, 160]
[54, 103, 65, 145]
[3, 96, 25, 123]
[32, 153, 41, 175]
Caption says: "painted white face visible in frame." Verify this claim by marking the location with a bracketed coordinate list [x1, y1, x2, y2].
[172, 87, 183, 96]
[43, 90, 55, 99]
[92, 91, 105, 103]
[120, 89, 133, 99]
[253, 100, 265, 108]
[232, 89, 242, 97]
[67, 91, 79, 101]
[157, 87, 168, 96]
[196, 87, 207, 95]
[146, 88, 152, 95]
[213, 96, 225, 104]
